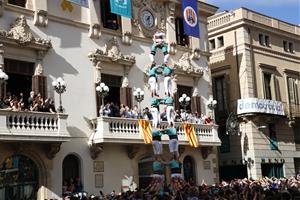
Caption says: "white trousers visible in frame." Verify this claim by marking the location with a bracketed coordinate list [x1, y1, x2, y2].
[166, 105, 174, 126]
[150, 107, 160, 128]
[152, 140, 163, 155]
[169, 138, 178, 153]
[164, 76, 172, 95]
[148, 77, 158, 94]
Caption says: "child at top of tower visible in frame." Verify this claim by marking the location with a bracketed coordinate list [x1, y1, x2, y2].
[150, 31, 169, 65]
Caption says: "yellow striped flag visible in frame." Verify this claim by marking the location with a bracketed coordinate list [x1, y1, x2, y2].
[183, 123, 199, 148]
[138, 119, 152, 144]
[61, 0, 73, 12]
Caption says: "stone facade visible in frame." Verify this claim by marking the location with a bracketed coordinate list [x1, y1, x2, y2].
[208, 8, 300, 180]
[0, 0, 219, 199]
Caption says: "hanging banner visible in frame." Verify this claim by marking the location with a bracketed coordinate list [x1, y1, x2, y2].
[110, 0, 132, 19]
[181, 0, 200, 38]
[68, 0, 89, 8]
[138, 119, 152, 144]
[237, 98, 285, 116]
[183, 123, 199, 148]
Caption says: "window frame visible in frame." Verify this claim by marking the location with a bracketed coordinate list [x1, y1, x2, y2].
[175, 17, 190, 47]
[7, 0, 27, 8]
[217, 36, 224, 48]
[100, 0, 121, 31]
[209, 39, 216, 50]
[260, 64, 278, 101]
[258, 33, 271, 47]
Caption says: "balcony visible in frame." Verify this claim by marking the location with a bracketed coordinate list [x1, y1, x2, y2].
[89, 117, 221, 146]
[0, 110, 70, 142]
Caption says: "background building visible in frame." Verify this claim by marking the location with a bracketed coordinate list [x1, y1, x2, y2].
[208, 8, 300, 181]
[0, 0, 220, 199]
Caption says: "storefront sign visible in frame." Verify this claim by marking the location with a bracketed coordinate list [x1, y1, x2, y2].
[237, 98, 285, 116]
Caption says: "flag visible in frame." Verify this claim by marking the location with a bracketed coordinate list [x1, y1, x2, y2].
[68, 0, 89, 8]
[61, 0, 73, 12]
[110, 0, 132, 18]
[183, 123, 199, 148]
[138, 119, 152, 144]
[181, 0, 200, 38]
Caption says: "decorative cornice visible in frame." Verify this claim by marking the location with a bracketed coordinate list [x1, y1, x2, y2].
[89, 143, 103, 160]
[44, 143, 62, 160]
[88, 36, 135, 66]
[0, 15, 52, 50]
[174, 52, 204, 77]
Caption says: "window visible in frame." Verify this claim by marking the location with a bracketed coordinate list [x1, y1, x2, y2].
[217, 36, 224, 48]
[283, 41, 294, 53]
[289, 42, 294, 53]
[269, 124, 278, 150]
[183, 156, 196, 183]
[261, 163, 283, 178]
[209, 39, 216, 50]
[0, 154, 39, 200]
[175, 85, 192, 111]
[96, 74, 122, 117]
[259, 33, 271, 47]
[212, 75, 227, 112]
[100, 0, 120, 30]
[263, 73, 272, 100]
[175, 18, 189, 47]
[4, 59, 35, 101]
[265, 35, 270, 47]
[8, 0, 26, 7]
[287, 77, 299, 105]
[63, 154, 82, 194]
[259, 33, 264, 45]
[283, 41, 288, 52]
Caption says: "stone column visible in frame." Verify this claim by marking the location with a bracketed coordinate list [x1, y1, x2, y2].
[88, 0, 101, 39]
[191, 77, 201, 114]
[94, 61, 102, 84]
[166, 2, 177, 55]
[32, 50, 47, 98]
[0, 44, 5, 98]
[32, 0, 48, 27]
[120, 66, 132, 108]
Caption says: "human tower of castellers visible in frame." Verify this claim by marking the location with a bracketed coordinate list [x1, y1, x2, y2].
[145, 31, 186, 195]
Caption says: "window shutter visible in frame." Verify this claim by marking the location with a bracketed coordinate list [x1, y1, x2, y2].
[288, 77, 295, 104]
[32, 75, 47, 98]
[274, 76, 281, 101]
[120, 87, 132, 108]
[191, 96, 201, 114]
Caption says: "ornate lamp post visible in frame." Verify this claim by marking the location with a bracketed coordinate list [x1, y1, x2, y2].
[52, 77, 66, 113]
[96, 82, 109, 116]
[133, 88, 144, 119]
[179, 94, 190, 121]
[207, 97, 217, 110]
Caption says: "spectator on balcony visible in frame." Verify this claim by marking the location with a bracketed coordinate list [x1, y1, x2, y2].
[27, 91, 36, 108]
[103, 103, 111, 116]
[74, 177, 83, 193]
[43, 98, 56, 113]
[120, 104, 126, 117]
[124, 106, 132, 118]
[30, 97, 44, 112]
[175, 110, 181, 122]
[160, 107, 167, 121]
[131, 105, 139, 119]
[143, 107, 153, 120]
[109, 102, 120, 117]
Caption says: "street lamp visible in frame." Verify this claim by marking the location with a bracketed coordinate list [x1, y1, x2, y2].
[0, 69, 8, 82]
[133, 88, 144, 119]
[52, 77, 66, 113]
[207, 97, 217, 110]
[96, 82, 109, 116]
[179, 93, 190, 121]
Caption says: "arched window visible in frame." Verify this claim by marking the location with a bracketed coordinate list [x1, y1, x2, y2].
[183, 156, 196, 183]
[138, 156, 153, 189]
[62, 154, 82, 194]
[0, 154, 39, 200]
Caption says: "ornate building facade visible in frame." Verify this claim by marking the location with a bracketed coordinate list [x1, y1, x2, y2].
[208, 8, 300, 180]
[0, 0, 220, 199]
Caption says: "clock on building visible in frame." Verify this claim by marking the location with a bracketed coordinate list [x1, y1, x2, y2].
[138, 7, 157, 37]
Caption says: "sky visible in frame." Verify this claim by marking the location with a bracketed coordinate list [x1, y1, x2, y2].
[206, 0, 300, 25]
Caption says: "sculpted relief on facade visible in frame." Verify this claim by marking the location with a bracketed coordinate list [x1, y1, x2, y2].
[0, 15, 51, 48]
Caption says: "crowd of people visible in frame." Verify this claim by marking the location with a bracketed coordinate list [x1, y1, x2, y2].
[102, 102, 214, 125]
[64, 175, 300, 200]
[0, 91, 56, 113]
